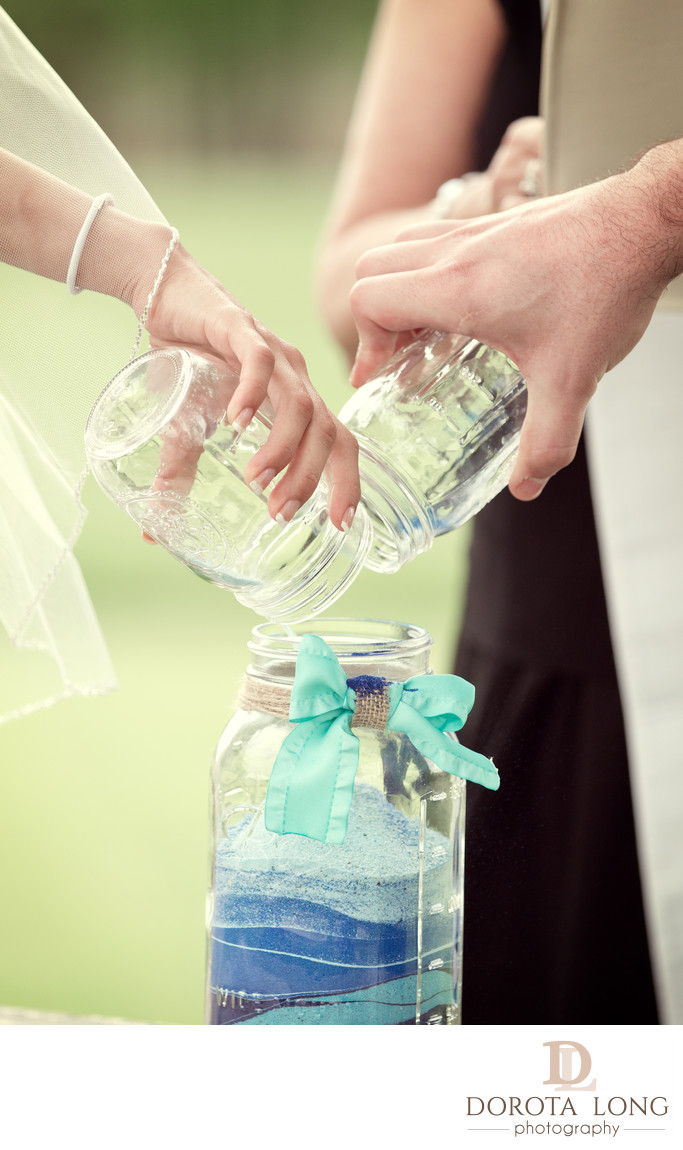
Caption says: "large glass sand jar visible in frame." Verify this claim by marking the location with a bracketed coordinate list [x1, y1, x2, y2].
[340, 331, 527, 572]
[84, 348, 370, 621]
[205, 618, 467, 1026]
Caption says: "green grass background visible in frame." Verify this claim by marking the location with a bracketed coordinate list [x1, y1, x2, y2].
[0, 158, 471, 1023]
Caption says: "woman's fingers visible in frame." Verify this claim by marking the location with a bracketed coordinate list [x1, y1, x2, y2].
[239, 350, 361, 530]
[145, 252, 361, 530]
[228, 341, 360, 530]
[224, 340, 276, 429]
[242, 377, 317, 494]
[266, 410, 361, 531]
[323, 425, 362, 531]
[484, 115, 545, 211]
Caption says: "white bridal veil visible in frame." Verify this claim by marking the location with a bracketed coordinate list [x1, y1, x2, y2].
[0, 7, 170, 721]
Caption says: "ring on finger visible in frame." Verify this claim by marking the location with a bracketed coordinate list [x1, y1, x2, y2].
[518, 158, 543, 197]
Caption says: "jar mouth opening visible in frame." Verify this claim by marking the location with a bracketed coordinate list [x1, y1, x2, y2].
[248, 617, 432, 661]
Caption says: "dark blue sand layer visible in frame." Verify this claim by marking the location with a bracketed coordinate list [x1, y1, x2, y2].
[209, 969, 455, 1026]
[210, 912, 453, 996]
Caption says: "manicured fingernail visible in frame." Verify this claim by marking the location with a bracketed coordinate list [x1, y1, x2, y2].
[233, 407, 255, 430]
[249, 469, 277, 497]
[341, 506, 356, 534]
[275, 500, 301, 524]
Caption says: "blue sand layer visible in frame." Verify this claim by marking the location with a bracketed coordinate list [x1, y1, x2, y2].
[210, 921, 454, 996]
[213, 783, 452, 925]
[209, 969, 455, 1026]
[208, 783, 458, 1020]
[206, 924, 453, 998]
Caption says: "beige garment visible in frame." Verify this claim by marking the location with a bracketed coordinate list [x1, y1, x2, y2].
[586, 314, 683, 1026]
[542, 0, 683, 305]
[540, 0, 683, 1022]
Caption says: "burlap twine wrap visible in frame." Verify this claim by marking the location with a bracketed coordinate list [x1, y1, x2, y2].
[238, 673, 392, 730]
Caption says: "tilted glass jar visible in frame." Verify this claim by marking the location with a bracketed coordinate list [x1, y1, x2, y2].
[85, 332, 525, 612]
[205, 618, 467, 1026]
[339, 330, 527, 572]
[84, 348, 371, 622]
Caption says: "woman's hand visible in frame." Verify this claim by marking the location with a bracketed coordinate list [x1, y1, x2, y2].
[139, 242, 360, 532]
[0, 151, 359, 529]
[490, 116, 544, 210]
[426, 117, 544, 221]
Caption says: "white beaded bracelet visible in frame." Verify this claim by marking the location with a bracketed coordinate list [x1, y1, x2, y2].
[129, 227, 180, 360]
[66, 193, 114, 295]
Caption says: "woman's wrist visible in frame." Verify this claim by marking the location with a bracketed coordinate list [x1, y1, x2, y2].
[76, 207, 176, 313]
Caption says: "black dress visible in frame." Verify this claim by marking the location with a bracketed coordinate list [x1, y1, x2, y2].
[455, 0, 659, 1024]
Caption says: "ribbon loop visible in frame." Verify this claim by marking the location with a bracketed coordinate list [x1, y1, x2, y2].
[264, 634, 499, 844]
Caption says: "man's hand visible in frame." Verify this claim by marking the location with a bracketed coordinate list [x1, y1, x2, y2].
[349, 149, 682, 500]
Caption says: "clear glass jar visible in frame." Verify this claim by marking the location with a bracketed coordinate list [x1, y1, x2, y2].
[340, 331, 527, 572]
[205, 618, 466, 1026]
[85, 335, 525, 610]
[84, 348, 371, 621]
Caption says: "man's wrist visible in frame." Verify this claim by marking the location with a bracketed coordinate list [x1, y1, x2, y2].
[626, 139, 683, 288]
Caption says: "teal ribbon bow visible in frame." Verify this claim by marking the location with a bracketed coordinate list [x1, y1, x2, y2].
[264, 633, 499, 845]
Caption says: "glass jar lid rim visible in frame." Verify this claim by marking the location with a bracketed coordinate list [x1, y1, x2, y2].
[85, 347, 192, 460]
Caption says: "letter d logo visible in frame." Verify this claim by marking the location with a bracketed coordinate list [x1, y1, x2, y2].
[543, 1041, 596, 1091]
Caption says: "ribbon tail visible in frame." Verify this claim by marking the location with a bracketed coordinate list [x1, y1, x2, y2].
[441, 737, 500, 791]
[388, 700, 500, 791]
[264, 712, 360, 843]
